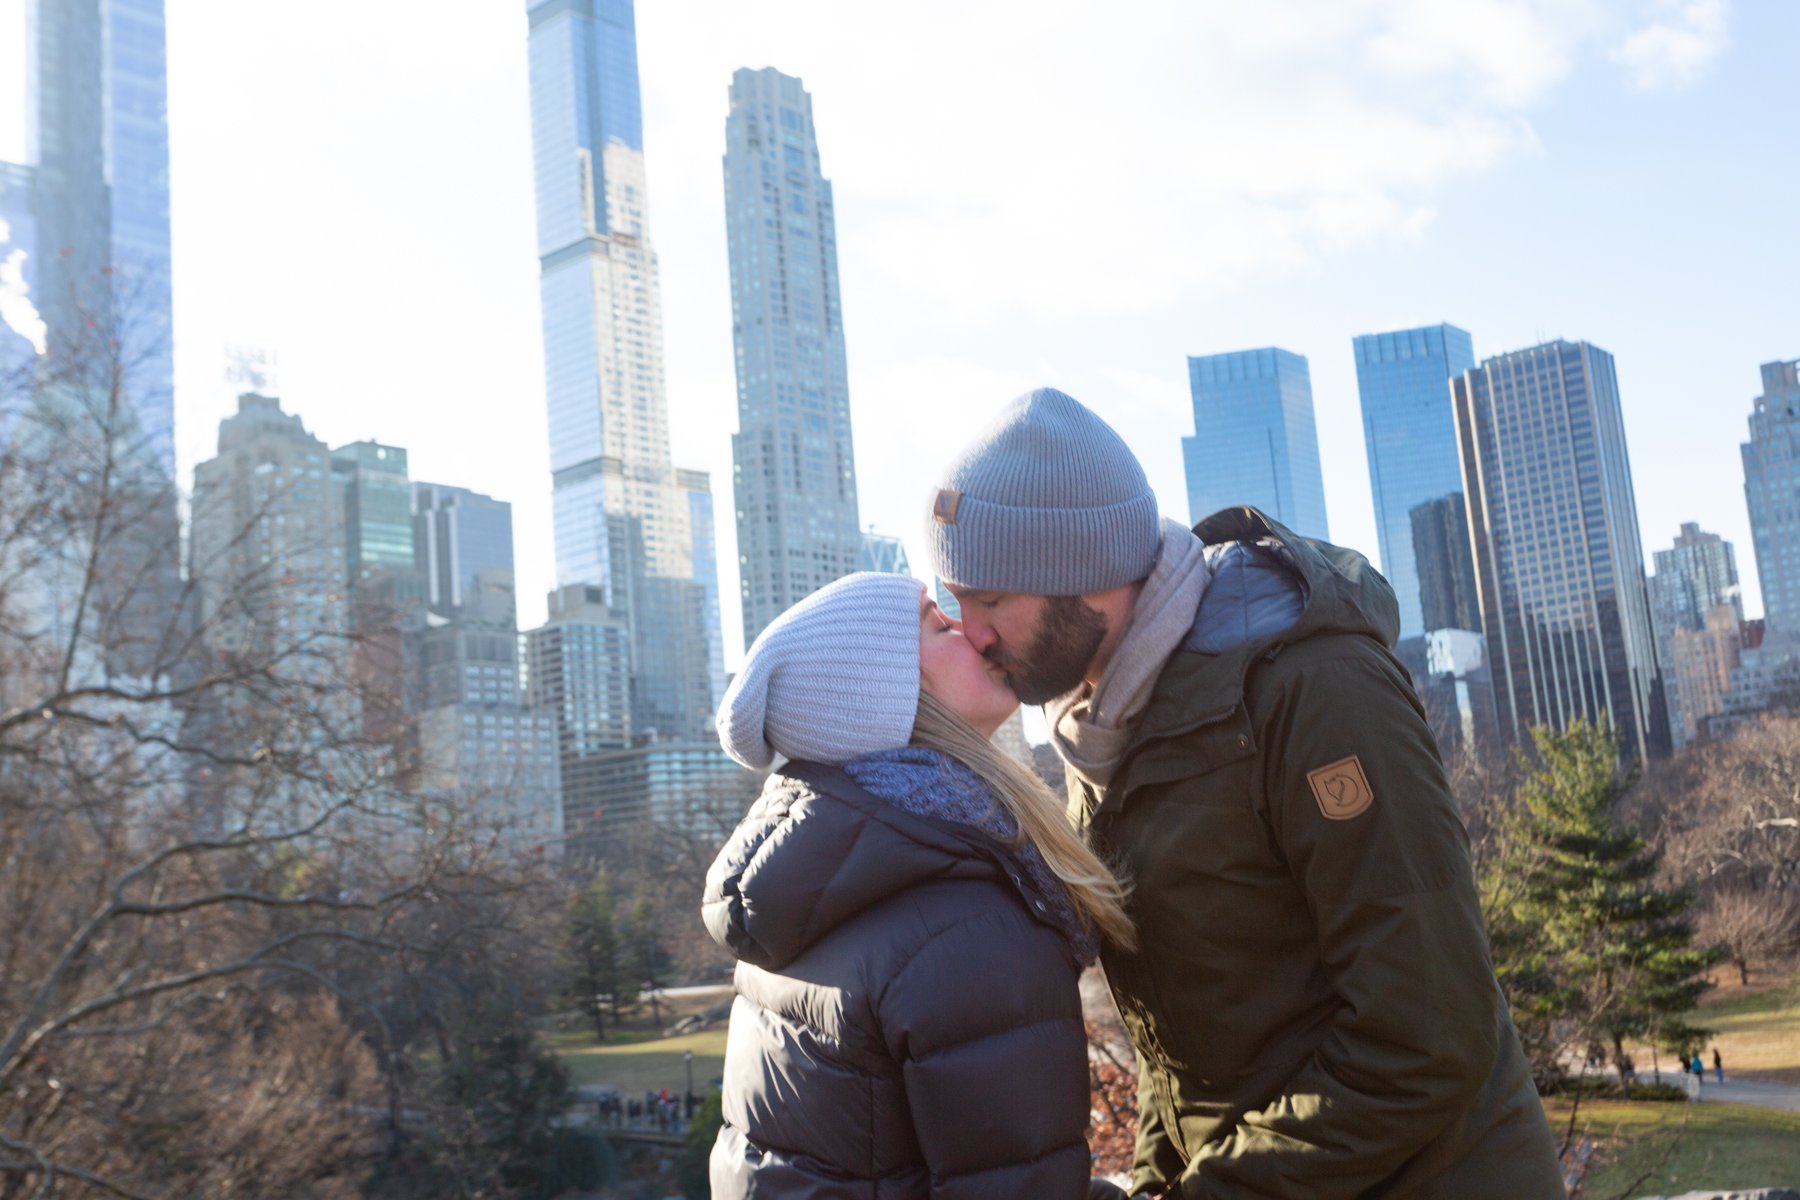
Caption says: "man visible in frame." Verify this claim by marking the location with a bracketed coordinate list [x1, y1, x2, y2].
[925, 387, 1563, 1199]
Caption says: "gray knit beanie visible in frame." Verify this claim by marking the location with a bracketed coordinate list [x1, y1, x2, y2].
[926, 387, 1161, 595]
[717, 572, 923, 770]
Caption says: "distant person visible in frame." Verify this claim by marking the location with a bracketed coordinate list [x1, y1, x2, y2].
[1714, 1047, 1725, 1085]
[924, 388, 1565, 1198]
[1693, 1053, 1705, 1082]
[703, 572, 1137, 1199]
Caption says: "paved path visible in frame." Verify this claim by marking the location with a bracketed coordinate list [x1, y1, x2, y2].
[1693, 1076, 1800, 1112]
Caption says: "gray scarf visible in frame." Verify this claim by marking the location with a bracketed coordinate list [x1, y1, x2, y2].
[1046, 518, 1210, 789]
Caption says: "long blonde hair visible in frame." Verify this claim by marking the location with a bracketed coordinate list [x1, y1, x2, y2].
[910, 692, 1136, 952]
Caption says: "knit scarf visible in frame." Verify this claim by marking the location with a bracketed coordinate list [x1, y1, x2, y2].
[1046, 518, 1211, 789]
[843, 746, 1098, 966]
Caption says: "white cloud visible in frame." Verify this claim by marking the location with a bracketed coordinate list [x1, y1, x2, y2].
[1612, 0, 1731, 90]
[0, 219, 46, 356]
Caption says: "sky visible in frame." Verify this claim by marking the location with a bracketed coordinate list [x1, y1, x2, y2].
[5, 0, 1796, 667]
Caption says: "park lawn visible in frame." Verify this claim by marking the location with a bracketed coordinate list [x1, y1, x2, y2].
[1548, 1099, 1800, 1196]
[1696, 978, 1800, 1085]
[554, 1028, 729, 1095]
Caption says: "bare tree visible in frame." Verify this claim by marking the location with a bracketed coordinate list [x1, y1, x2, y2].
[0, 296, 567, 1198]
[1697, 885, 1800, 986]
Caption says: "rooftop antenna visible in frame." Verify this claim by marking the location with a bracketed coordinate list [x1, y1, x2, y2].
[223, 344, 279, 396]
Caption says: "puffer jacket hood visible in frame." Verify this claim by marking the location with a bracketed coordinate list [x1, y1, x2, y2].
[703, 761, 1022, 971]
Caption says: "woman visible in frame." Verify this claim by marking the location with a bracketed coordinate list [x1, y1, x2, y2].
[704, 572, 1135, 1199]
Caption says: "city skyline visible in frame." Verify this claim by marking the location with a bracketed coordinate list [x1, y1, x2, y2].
[3, 1, 1795, 669]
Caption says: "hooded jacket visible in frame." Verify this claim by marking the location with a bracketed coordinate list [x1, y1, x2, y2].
[1074, 507, 1562, 1199]
[701, 758, 1093, 1199]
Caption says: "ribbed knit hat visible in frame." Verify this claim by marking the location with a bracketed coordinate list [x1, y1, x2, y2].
[717, 572, 923, 770]
[926, 387, 1161, 595]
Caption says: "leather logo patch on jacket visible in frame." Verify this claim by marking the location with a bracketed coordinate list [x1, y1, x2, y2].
[1307, 755, 1374, 821]
[932, 488, 962, 524]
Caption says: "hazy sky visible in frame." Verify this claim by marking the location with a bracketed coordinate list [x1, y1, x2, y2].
[8, 0, 1795, 665]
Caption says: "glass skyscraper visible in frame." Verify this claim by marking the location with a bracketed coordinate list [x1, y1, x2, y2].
[1452, 340, 1669, 760]
[1354, 324, 1476, 640]
[1183, 347, 1329, 538]
[332, 441, 415, 576]
[3, 0, 174, 477]
[413, 483, 516, 615]
[1743, 359, 1800, 637]
[723, 67, 862, 645]
[525, 0, 721, 741]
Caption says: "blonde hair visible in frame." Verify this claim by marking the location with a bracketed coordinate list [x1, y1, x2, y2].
[910, 692, 1136, 952]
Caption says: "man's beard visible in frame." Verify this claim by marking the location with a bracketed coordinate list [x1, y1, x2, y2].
[988, 595, 1108, 705]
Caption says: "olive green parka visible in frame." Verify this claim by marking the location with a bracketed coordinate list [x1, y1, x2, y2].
[1073, 508, 1562, 1199]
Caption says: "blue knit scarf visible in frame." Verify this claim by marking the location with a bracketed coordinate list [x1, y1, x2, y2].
[842, 747, 1098, 966]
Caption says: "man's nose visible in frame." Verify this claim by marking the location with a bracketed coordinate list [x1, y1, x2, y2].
[958, 610, 997, 653]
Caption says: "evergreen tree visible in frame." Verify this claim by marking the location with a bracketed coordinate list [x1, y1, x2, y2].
[564, 867, 629, 1041]
[628, 890, 668, 1026]
[1490, 721, 1725, 1095]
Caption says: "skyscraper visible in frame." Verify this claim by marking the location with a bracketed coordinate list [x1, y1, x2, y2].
[1452, 341, 1669, 760]
[333, 441, 415, 577]
[1648, 522, 1742, 748]
[1353, 324, 1476, 640]
[524, 0, 721, 739]
[1743, 359, 1800, 637]
[3, 0, 174, 477]
[1183, 348, 1329, 538]
[189, 394, 346, 665]
[723, 67, 862, 645]
[413, 483, 516, 615]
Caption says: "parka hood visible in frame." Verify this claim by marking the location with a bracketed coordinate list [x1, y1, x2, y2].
[1128, 505, 1401, 749]
[701, 762, 1004, 971]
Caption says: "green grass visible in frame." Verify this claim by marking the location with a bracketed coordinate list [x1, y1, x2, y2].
[1696, 976, 1800, 1084]
[554, 1028, 729, 1095]
[1549, 1099, 1800, 1196]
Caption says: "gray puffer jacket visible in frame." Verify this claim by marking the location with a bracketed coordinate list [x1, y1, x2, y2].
[701, 757, 1092, 1199]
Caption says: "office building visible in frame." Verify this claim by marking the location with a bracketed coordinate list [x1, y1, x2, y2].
[861, 530, 911, 576]
[4, 0, 173, 478]
[1668, 605, 1745, 745]
[413, 483, 516, 615]
[723, 67, 863, 644]
[189, 394, 346, 664]
[1183, 348, 1329, 537]
[1648, 522, 1742, 749]
[1744, 360, 1800, 637]
[1410, 493, 1482, 634]
[411, 569, 561, 850]
[525, 0, 721, 741]
[1452, 340, 1669, 760]
[1353, 324, 1477, 639]
[333, 441, 415, 576]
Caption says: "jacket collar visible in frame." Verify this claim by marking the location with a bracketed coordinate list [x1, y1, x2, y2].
[1096, 506, 1399, 806]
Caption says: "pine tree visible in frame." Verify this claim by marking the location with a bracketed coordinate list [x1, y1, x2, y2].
[564, 867, 627, 1041]
[1490, 721, 1725, 1095]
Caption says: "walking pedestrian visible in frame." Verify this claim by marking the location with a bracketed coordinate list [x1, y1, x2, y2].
[1691, 1053, 1705, 1082]
[1713, 1048, 1724, 1085]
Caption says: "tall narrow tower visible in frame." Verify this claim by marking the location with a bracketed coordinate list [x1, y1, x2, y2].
[524, 0, 721, 740]
[723, 67, 862, 646]
[6, 0, 176, 476]
[1353, 323, 1476, 641]
[1453, 340, 1669, 760]
[1743, 359, 1800, 638]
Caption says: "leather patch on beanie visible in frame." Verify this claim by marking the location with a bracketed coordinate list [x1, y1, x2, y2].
[1307, 756, 1374, 821]
[932, 488, 962, 524]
